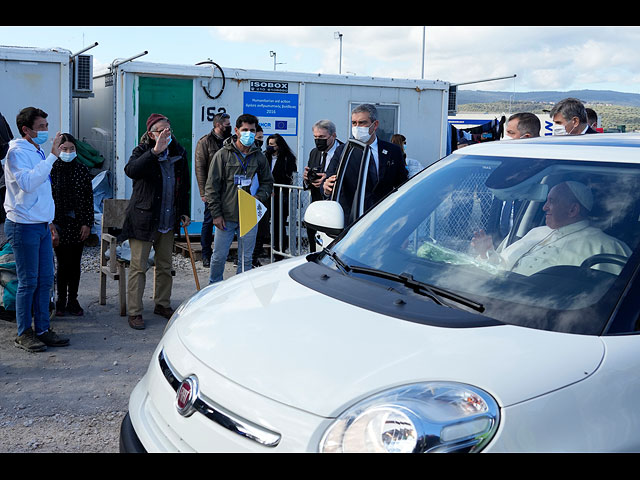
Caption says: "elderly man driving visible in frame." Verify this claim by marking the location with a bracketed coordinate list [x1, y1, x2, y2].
[472, 181, 631, 276]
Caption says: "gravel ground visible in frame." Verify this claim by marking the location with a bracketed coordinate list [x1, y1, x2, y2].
[0, 234, 262, 453]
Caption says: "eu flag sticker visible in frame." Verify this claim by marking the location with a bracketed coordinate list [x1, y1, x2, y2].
[275, 120, 288, 130]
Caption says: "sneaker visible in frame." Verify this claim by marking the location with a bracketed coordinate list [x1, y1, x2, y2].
[15, 329, 47, 352]
[36, 329, 70, 347]
[128, 315, 145, 330]
[66, 299, 84, 316]
[202, 257, 210, 268]
[154, 305, 175, 320]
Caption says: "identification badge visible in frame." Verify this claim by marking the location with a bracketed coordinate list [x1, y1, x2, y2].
[234, 174, 251, 187]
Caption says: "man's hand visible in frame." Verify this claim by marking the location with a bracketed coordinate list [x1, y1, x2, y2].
[51, 132, 63, 158]
[180, 215, 191, 228]
[213, 216, 226, 231]
[471, 230, 494, 259]
[152, 128, 172, 155]
[323, 174, 337, 196]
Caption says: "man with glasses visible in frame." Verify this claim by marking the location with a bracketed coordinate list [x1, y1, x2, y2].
[121, 114, 191, 330]
[195, 112, 231, 267]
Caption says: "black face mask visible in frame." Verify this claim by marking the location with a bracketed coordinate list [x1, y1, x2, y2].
[222, 125, 232, 138]
[265, 145, 275, 156]
[314, 138, 329, 151]
[255, 139, 264, 148]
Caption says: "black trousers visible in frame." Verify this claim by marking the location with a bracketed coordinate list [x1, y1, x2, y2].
[54, 242, 84, 302]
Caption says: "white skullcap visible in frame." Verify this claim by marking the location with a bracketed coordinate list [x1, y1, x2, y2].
[564, 181, 594, 211]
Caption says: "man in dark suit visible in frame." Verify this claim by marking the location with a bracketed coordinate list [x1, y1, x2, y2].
[323, 104, 408, 226]
[303, 119, 342, 251]
[550, 97, 598, 135]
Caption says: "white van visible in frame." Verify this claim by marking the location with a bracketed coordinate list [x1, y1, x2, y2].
[121, 133, 640, 453]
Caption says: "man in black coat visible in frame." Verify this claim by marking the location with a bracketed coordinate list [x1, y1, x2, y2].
[121, 114, 190, 330]
[323, 104, 408, 226]
[303, 119, 342, 252]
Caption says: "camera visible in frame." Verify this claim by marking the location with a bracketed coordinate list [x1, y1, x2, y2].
[307, 167, 322, 182]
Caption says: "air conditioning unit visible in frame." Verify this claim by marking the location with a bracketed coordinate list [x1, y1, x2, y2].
[73, 54, 93, 92]
[448, 85, 457, 116]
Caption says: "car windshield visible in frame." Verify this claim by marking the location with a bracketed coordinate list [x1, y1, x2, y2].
[319, 152, 640, 335]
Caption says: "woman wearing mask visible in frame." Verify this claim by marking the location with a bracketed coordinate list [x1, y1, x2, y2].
[255, 134, 297, 264]
[50, 133, 94, 316]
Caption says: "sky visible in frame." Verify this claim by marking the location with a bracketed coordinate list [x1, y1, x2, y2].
[2, 25, 640, 95]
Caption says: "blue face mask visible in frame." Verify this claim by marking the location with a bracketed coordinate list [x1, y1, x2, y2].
[239, 131, 256, 147]
[59, 151, 77, 163]
[32, 130, 48, 145]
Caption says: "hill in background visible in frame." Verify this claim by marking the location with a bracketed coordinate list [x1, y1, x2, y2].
[456, 89, 640, 132]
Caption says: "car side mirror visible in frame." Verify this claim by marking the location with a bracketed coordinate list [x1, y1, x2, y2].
[304, 201, 344, 238]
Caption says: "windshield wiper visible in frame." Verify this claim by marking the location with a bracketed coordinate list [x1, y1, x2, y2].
[348, 265, 485, 313]
[321, 249, 484, 313]
[323, 248, 351, 274]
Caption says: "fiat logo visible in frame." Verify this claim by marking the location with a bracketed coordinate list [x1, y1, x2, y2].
[176, 376, 198, 417]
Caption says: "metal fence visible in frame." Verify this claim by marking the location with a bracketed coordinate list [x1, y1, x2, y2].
[269, 182, 313, 261]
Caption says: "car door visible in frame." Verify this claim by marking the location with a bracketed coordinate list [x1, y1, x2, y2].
[330, 139, 375, 227]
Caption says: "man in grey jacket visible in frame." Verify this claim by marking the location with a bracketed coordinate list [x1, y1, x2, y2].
[204, 114, 273, 284]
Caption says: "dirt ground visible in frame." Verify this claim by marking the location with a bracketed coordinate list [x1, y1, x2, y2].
[0, 245, 239, 453]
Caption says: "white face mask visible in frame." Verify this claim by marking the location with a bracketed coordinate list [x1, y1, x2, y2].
[552, 124, 568, 136]
[352, 125, 372, 143]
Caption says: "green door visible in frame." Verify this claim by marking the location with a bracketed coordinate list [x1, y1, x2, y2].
[137, 76, 193, 214]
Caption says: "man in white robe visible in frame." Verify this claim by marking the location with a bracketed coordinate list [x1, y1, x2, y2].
[472, 181, 631, 276]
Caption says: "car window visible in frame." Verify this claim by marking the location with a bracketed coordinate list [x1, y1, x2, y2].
[321, 153, 640, 335]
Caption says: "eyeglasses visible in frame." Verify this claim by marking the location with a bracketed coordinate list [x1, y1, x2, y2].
[151, 128, 173, 134]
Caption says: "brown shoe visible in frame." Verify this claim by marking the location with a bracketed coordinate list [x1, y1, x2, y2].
[153, 305, 175, 320]
[128, 315, 145, 330]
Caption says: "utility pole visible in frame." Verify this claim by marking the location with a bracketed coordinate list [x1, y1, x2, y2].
[334, 31, 343, 74]
[270, 51, 285, 71]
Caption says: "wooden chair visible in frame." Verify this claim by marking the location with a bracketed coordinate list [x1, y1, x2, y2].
[99, 199, 129, 316]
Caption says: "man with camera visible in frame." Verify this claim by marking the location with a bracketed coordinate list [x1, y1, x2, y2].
[303, 120, 342, 252]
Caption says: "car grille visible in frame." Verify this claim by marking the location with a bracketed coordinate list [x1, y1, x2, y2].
[158, 349, 281, 447]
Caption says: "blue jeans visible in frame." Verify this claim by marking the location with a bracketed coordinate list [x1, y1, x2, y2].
[200, 202, 214, 261]
[4, 220, 54, 336]
[209, 221, 257, 284]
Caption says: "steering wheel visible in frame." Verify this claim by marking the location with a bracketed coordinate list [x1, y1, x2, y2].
[580, 253, 627, 269]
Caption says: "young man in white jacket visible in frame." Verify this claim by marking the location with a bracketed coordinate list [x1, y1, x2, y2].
[4, 107, 69, 352]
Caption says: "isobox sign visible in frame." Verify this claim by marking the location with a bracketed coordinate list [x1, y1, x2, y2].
[250, 80, 289, 93]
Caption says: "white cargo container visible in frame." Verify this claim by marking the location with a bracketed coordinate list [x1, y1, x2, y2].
[0, 46, 73, 150]
[78, 60, 450, 224]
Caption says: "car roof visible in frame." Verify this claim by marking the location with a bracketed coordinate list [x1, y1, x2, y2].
[457, 132, 640, 164]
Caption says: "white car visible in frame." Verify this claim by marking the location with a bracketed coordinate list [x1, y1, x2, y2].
[121, 134, 640, 453]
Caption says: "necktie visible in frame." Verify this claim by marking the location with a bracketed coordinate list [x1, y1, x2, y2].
[368, 156, 378, 185]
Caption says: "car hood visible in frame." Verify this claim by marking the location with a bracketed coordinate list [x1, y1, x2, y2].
[174, 258, 605, 417]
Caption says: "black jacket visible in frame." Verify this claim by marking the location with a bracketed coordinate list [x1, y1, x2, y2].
[326, 138, 408, 224]
[305, 140, 343, 202]
[121, 135, 190, 242]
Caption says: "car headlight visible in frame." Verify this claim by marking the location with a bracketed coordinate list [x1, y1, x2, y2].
[319, 382, 499, 453]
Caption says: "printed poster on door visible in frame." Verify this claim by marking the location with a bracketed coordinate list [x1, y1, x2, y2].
[243, 91, 298, 136]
